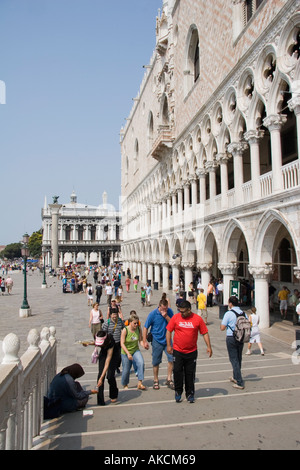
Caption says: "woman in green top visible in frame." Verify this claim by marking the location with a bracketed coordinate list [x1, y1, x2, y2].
[120, 312, 146, 390]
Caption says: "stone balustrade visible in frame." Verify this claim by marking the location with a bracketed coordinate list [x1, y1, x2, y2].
[0, 326, 57, 450]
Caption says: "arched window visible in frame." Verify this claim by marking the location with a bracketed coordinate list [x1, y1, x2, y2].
[148, 111, 154, 152]
[162, 95, 169, 125]
[184, 26, 200, 96]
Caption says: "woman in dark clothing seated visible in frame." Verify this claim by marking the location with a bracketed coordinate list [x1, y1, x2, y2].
[46, 363, 97, 415]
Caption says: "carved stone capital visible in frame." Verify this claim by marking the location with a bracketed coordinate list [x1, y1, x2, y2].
[248, 264, 273, 279]
[218, 262, 238, 275]
[244, 129, 265, 144]
[263, 114, 287, 132]
[293, 267, 300, 280]
[227, 141, 248, 156]
[197, 263, 212, 272]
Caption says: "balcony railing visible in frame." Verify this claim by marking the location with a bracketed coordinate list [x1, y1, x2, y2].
[151, 126, 174, 160]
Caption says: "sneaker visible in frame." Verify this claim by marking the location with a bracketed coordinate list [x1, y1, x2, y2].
[232, 383, 244, 390]
[229, 377, 237, 384]
[175, 393, 182, 403]
[187, 394, 195, 403]
[245, 350, 251, 355]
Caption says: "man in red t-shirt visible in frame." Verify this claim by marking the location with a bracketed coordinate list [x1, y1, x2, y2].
[166, 300, 212, 403]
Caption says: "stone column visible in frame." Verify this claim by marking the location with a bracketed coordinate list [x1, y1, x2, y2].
[288, 95, 300, 160]
[183, 263, 193, 293]
[244, 130, 265, 201]
[183, 181, 190, 208]
[218, 262, 238, 304]
[171, 262, 180, 291]
[154, 263, 160, 286]
[248, 265, 273, 329]
[227, 142, 248, 206]
[142, 263, 147, 284]
[196, 168, 206, 204]
[263, 114, 287, 193]
[49, 202, 62, 270]
[198, 263, 212, 297]
[216, 153, 229, 209]
[162, 263, 169, 290]
[147, 263, 153, 283]
[177, 186, 183, 213]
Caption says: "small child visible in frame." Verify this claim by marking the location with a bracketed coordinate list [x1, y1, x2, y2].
[141, 287, 146, 307]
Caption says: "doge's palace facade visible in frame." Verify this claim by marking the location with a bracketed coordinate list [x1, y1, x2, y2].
[121, 0, 300, 328]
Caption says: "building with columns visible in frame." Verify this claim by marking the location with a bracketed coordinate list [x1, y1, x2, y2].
[42, 191, 122, 267]
[120, 0, 300, 328]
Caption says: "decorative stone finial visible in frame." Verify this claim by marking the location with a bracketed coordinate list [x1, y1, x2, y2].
[2, 333, 20, 364]
[27, 329, 40, 351]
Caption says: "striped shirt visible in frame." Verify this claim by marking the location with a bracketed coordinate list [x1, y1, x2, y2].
[102, 318, 124, 343]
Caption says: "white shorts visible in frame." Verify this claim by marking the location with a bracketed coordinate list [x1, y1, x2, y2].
[280, 300, 288, 310]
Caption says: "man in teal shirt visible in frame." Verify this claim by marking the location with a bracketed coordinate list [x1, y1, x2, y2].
[143, 299, 174, 390]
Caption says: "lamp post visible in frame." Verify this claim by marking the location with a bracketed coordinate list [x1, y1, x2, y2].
[41, 246, 47, 288]
[19, 233, 31, 318]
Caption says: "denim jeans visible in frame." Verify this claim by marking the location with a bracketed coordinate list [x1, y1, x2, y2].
[121, 350, 144, 386]
[226, 336, 244, 386]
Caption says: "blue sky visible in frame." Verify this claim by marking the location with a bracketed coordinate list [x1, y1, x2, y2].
[0, 0, 162, 244]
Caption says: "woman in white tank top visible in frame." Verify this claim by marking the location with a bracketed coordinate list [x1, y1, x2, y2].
[89, 303, 103, 339]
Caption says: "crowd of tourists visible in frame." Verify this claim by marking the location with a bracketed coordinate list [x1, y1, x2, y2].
[45, 265, 284, 418]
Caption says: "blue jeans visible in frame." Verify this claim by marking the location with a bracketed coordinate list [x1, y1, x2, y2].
[121, 350, 144, 386]
[226, 336, 244, 386]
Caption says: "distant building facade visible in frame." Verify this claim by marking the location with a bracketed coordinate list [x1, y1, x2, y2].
[120, 0, 300, 328]
[42, 191, 122, 267]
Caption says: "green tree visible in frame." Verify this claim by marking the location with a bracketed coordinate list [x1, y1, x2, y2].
[28, 231, 43, 258]
[0, 243, 22, 260]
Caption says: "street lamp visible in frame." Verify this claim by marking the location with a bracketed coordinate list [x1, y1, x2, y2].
[19, 233, 31, 318]
[41, 246, 47, 288]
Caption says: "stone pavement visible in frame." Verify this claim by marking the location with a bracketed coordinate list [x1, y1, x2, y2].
[0, 270, 300, 451]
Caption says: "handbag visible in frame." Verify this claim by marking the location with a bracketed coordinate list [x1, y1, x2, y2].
[146, 330, 153, 343]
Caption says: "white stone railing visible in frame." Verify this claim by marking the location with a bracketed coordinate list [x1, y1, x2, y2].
[0, 326, 57, 450]
[282, 159, 299, 190]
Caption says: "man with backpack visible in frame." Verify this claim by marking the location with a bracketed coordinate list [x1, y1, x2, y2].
[220, 296, 251, 390]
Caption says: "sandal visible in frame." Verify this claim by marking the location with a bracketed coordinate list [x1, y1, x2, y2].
[153, 381, 160, 390]
[137, 383, 146, 390]
[165, 379, 175, 390]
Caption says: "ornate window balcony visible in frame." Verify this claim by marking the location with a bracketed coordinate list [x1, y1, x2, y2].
[151, 126, 174, 160]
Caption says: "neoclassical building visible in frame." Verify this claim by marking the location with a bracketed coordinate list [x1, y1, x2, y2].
[42, 191, 122, 267]
[120, 0, 300, 328]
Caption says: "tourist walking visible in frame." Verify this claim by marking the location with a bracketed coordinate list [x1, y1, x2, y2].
[143, 299, 174, 390]
[5, 276, 13, 295]
[133, 276, 139, 293]
[89, 302, 103, 339]
[120, 312, 146, 390]
[220, 296, 248, 389]
[278, 285, 290, 319]
[95, 282, 103, 304]
[125, 276, 131, 293]
[207, 281, 214, 307]
[105, 281, 113, 305]
[166, 300, 212, 403]
[86, 283, 94, 306]
[101, 309, 125, 398]
[145, 282, 152, 306]
[197, 288, 208, 324]
[141, 287, 146, 307]
[245, 307, 264, 355]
